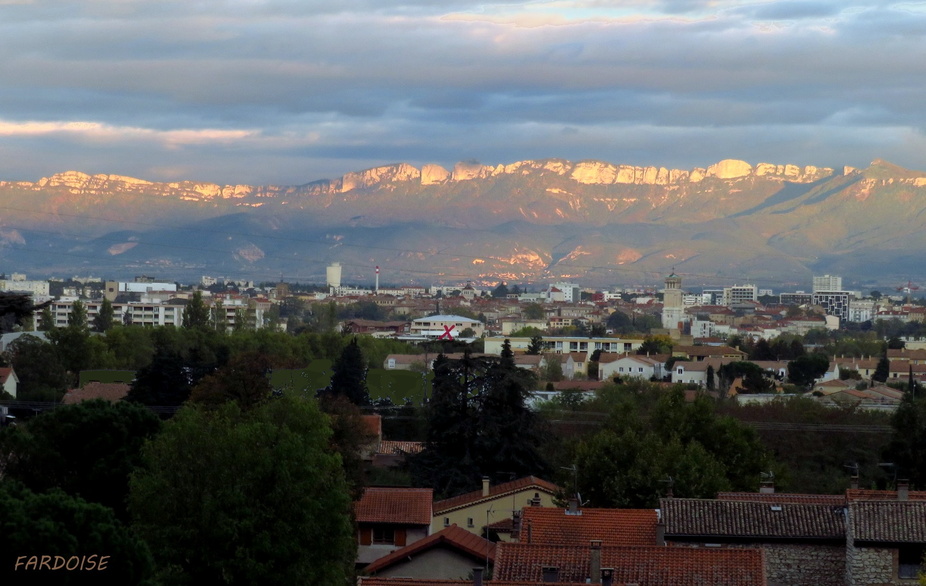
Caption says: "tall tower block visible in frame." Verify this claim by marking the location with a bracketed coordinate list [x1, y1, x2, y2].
[662, 271, 685, 331]
[326, 262, 342, 289]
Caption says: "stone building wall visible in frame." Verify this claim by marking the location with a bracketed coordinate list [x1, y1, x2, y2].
[670, 541, 845, 586]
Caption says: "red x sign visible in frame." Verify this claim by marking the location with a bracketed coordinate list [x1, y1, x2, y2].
[439, 325, 455, 340]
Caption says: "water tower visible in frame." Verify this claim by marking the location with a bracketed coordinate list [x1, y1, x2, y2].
[326, 262, 342, 289]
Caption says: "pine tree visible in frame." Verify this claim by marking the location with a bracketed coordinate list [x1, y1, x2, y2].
[182, 291, 210, 329]
[475, 340, 548, 484]
[93, 297, 115, 332]
[321, 338, 370, 406]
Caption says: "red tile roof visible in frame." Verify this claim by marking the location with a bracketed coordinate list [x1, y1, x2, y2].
[364, 524, 496, 574]
[363, 414, 383, 437]
[359, 580, 595, 586]
[494, 542, 766, 585]
[520, 507, 657, 546]
[61, 382, 130, 404]
[846, 488, 926, 501]
[355, 487, 433, 525]
[433, 476, 559, 514]
[379, 440, 424, 455]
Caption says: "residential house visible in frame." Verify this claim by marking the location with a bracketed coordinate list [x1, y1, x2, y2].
[671, 357, 735, 387]
[0, 367, 18, 399]
[673, 345, 748, 361]
[661, 496, 846, 586]
[362, 524, 496, 579]
[431, 476, 559, 537]
[847, 495, 926, 584]
[597, 353, 664, 382]
[355, 487, 434, 565]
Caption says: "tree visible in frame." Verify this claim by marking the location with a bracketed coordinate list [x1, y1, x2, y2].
[541, 354, 564, 382]
[522, 303, 545, 320]
[188, 351, 273, 410]
[125, 348, 196, 407]
[0, 293, 47, 333]
[129, 396, 355, 585]
[37, 306, 55, 331]
[0, 399, 160, 520]
[4, 334, 69, 401]
[320, 337, 370, 406]
[474, 340, 548, 485]
[637, 334, 673, 356]
[181, 290, 210, 329]
[565, 388, 769, 507]
[787, 353, 831, 388]
[491, 282, 509, 298]
[93, 297, 116, 332]
[0, 481, 154, 585]
[706, 365, 716, 392]
[68, 299, 89, 331]
[873, 355, 890, 383]
[884, 392, 926, 488]
[411, 344, 548, 496]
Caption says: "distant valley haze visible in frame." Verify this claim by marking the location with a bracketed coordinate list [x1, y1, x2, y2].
[1, 157, 925, 291]
[1, 1, 925, 289]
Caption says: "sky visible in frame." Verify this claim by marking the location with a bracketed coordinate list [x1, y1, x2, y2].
[2, 0, 926, 186]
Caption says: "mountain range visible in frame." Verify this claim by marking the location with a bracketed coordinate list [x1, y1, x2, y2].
[1, 158, 925, 290]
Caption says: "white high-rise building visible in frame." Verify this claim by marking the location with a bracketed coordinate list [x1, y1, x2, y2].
[326, 262, 342, 289]
[813, 274, 843, 293]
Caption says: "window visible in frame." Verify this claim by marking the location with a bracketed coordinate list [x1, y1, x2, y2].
[443, 517, 450, 527]
[638, 367, 644, 373]
[467, 518, 474, 528]
[898, 545, 925, 579]
[618, 367, 624, 373]
[372, 527, 395, 545]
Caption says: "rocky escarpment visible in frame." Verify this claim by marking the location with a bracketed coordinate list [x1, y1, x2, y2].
[0, 159, 854, 203]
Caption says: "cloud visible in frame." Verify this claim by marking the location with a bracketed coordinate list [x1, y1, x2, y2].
[0, 1, 925, 184]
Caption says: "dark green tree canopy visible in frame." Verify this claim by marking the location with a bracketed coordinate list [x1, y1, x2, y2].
[0, 481, 154, 585]
[130, 396, 355, 585]
[0, 293, 47, 333]
[563, 387, 769, 507]
[320, 337, 370, 405]
[0, 399, 160, 520]
[787, 353, 831, 388]
[411, 343, 548, 497]
[181, 291, 210, 329]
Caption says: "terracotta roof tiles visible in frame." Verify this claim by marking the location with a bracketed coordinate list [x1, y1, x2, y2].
[519, 507, 657, 546]
[61, 382, 130, 404]
[355, 487, 433, 525]
[494, 542, 766, 585]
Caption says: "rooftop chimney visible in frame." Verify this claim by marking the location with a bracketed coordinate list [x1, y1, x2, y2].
[472, 567, 484, 586]
[566, 497, 580, 515]
[482, 476, 490, 497]
[759, 479, 775, 494]
[512, 510, 522, 538]
[601, 568, 615, 586]
[850, 474, 860, 490]
[541, 566, 559, 583]
[656, 520, 666, 546]
[589, 540, 602, 584]
[898, 479, 910, 501]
